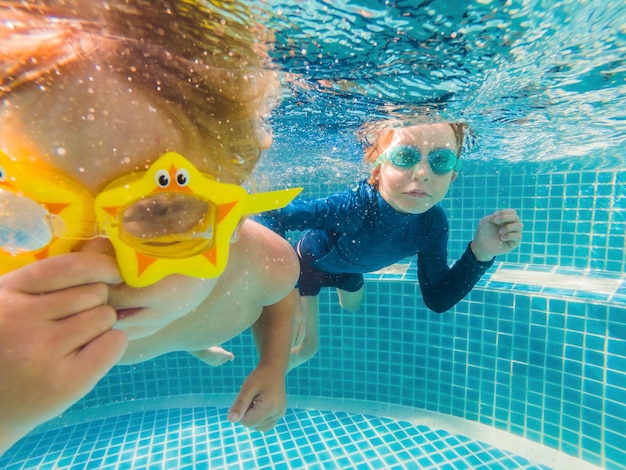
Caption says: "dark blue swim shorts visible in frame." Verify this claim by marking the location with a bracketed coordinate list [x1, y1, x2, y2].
[296, 254, 364, 297]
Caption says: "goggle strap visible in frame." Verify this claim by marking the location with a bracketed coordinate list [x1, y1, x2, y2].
[49, 215, 107, 240]
[374, 154, 388, 166]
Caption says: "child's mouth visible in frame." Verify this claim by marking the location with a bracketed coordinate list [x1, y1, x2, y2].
[405, 190, 429, 198]
[115, 307, 144, 320]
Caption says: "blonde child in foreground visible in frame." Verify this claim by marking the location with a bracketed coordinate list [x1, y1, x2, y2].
[259, 122, 524, 369]
[0, 0, 300, 454]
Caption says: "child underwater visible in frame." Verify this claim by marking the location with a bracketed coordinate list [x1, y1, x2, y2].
[0, 0, 303, 454]
[257, 122, 524, 369]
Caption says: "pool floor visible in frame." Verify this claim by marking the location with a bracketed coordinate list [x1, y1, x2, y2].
[1, 407, 551, 469]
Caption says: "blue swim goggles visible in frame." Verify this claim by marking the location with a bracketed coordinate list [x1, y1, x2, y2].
[376, 145, 460, 175]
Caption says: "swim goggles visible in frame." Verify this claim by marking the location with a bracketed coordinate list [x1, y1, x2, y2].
[0, 151, 302, 287]
[376, 145, 460, 175]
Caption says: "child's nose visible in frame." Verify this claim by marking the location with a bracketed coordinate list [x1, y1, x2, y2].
[410, 159, 431, 181]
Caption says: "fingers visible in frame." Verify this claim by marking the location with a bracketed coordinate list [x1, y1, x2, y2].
[492, 210, 523, 240]
[228, 384, 284, 432]
[495, 210, 523, 241]
[67, 328, 128, 390]
[228, 387, 256, 424]
[499, 221, 524, 242]
[1, 252, 122, 294]
[55, 304, 118, 353]
[242, 399, 282, 432]
[249, 412, 279, 433]
[473, 209, 523, 259]
[493, 209, 521, 225]
[33, 282, 111, 321]
[228, 396, 280, 432]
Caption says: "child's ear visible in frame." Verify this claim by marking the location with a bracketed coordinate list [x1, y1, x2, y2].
[371, 165, 381, 183]
[259, 134, 272, 150]
[256, 126, 273, 150]
[450, 171, 458, 183]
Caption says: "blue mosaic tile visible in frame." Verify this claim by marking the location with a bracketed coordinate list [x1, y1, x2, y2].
[1, 408, 556, 470]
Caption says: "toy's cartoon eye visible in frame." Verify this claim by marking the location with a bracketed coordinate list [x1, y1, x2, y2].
[0, 165, 6, 183]
[155, 169, 170, 188]
[175, 168, 190, 187]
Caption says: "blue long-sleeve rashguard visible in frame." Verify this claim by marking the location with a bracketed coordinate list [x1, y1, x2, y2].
[256, 179, 494, 313]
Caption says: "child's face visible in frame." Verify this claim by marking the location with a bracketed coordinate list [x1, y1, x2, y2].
[0, 65, 249, 340]
[373, 123, 458, 214]
[2, 64, 226, 191]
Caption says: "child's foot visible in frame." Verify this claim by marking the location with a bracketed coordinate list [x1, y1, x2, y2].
[191, 346, 234, 366]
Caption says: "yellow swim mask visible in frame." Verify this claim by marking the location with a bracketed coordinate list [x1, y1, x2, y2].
[0, 151, 301, 287]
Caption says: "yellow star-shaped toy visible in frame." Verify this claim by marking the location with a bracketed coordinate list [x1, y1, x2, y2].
[95, 152, 301, 287]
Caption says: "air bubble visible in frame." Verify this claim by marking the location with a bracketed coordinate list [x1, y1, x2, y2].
[231, 155, 246, 165]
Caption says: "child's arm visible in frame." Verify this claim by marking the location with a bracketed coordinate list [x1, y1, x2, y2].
[227, 289, 297, 432]
[418, 209, 523, 313]
[225, 221, 300, 432]
[0, 254, 128, 455]
[256, 184, 361, 236]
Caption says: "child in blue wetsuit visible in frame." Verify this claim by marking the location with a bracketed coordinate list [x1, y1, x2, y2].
[258, 122, 524, 369]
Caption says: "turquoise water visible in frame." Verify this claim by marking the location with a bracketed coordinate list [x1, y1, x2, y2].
[2, 1, 625, 469]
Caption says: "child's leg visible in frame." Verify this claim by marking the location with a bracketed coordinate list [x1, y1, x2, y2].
[190, 346, 234, 367]
[337, 285, 365, 312]
[289, 293, 319, 371]
[291, 291, 306, 350]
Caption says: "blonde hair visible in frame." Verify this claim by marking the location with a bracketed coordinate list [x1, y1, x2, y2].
[363, 122, 466, 188]
[0, 0, 280, 183]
